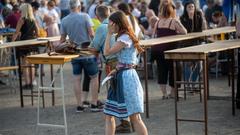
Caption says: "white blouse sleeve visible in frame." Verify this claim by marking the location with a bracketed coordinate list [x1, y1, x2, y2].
[116, 34, 132, 48]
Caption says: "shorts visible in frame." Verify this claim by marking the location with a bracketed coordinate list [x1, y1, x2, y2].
[71, 57, 98, 76]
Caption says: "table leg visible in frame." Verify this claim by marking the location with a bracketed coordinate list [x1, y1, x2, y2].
[206, 56, 209, 100]
[173, 61, 179, 135]
[51, 64, 55, 106]
[60, 65, 68, 135]
[17, 54, 24, 107]
[203, 59, 208, 135]
[30, 63, 33, 106]
[40, 64, 45, 108]
[237, 49, 240, 109]
[36, 64, 41, 133]
[231, 50, 235, 115]
[36, 64, 68, 135]
[144, 50, 149, 118]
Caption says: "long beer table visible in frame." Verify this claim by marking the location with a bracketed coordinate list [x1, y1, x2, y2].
[164, 39, 240, 135]
[27, 53, 79, 135]
[140, 26, 236, 118]
[0, 39, 50, 107]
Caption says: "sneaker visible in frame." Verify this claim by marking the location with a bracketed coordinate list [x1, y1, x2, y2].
[32, 80, 37, 86]
[115, 120, 132, 134]
[83, 101, 90, 108]
[76, 106, 85, 113]
[162, 95, 169, 100]
[90, 104, 103, 112]
[97, 100, 104, 107]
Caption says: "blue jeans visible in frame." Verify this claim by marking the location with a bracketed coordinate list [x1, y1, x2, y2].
[71, 57, 98, 76]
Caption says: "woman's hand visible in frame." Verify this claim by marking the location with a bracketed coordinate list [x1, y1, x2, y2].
[108, 21, 115, 34]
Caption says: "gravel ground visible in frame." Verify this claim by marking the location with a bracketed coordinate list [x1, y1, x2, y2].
[0, 63, 240, 135]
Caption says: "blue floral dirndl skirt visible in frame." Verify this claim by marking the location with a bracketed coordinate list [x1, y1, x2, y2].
[103, 68, 144, 118]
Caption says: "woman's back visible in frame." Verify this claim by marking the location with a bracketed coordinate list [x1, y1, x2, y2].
[20, 18, 37, 40]
[152, 18, 179, 52]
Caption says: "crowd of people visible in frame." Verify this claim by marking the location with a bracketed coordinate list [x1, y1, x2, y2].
[0, 0, 239, 134]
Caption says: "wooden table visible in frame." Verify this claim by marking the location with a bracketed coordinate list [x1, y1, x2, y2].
[0, 39, 53, 107]
[140, 26, 236, 118]
[164, 39, 240, 135]
[27, 53, 79, 135]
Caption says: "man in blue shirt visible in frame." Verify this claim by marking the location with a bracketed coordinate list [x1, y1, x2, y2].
[60, 0, 100, 112]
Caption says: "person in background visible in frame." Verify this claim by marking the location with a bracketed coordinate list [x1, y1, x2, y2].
[144, 15, 159, 37]
[138, 1, 149, 31]
[52, 0, 61, 27]
[159, 0, 176, 16]
[180, 0, 207, 34]
[82, 5, 116, 109]
[212, 11, 228, 27]
[12, 3, 39, 89]
[5, 4, 21, 28]
[59, 0, 70, 18]
[31, 1, 45, 35]
[88, 0, 99, 18]
[104, 11, 148, 135]
[39, 0, 48, 16]
[108, 0, 121, 11]
[81, 4, 102, 109]
[180, 0, 207, 92]
[45, 0, 60, 46]
[91, 5, 101, 32]
[128, 3, 141, 18]
[60, 0, 101, 112]
[175, 0, 184, 18]
[151, 3, 187, 99]
[148, 0, 161, 16]
[0, 15, 6, 85]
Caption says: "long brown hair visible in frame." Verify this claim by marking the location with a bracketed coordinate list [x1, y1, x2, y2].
[117, 2, 136, 32]
[159, 3, 175, 18]
[109, 11, 144, 53]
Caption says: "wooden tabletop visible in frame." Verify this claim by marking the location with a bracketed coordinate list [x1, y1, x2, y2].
[140, 26, 236, 47]
[140, 32, 203, 47]
[164, 39, 240, 60]
[0, 39, 48, 49]
[202, 26, 236, 36]
[37, 36, 61, 42]
[27, 53, 79, 64]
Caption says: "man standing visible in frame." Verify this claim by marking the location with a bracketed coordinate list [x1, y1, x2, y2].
[60, 0, 100, 112]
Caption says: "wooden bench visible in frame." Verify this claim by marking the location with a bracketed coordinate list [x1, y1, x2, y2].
[0, 66, 18, 71]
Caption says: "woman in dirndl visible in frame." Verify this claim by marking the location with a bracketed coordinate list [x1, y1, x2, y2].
[103, 11, 148, 135]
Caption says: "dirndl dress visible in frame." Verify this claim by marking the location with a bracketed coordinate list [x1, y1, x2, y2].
[103, 34, 144, 118]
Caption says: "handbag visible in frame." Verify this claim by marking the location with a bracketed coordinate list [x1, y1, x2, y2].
[38, 28, 47, 37]
[54, 40, 77, 54]
[47, 40, 78, 56]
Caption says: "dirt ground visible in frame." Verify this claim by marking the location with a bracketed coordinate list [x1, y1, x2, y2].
[0, 63, 240, 135]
